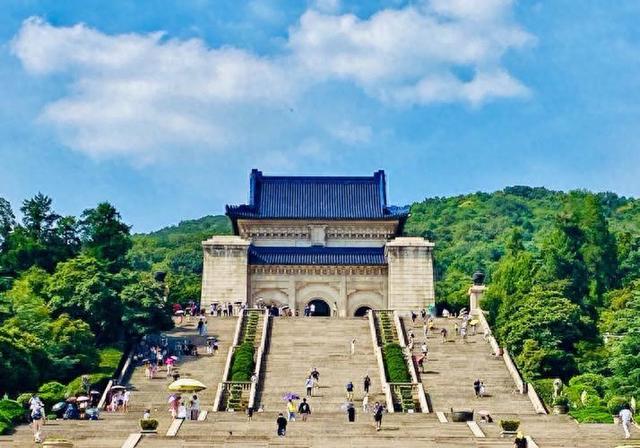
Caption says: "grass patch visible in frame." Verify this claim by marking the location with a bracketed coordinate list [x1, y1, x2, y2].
[569, 406, 612, 423]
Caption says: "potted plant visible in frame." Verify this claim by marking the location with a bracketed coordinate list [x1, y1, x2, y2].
[139, 418, 159, 433]
[499, 419, 520, 437]
[43, 438, 73, 448]
[553, 396, 569, 414]
[607, 396, 628, 424]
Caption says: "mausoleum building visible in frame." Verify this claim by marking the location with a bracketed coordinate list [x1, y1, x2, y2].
[201, 170, 435, 316]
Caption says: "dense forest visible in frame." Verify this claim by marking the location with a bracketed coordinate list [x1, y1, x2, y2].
[1, 185, 639, 425]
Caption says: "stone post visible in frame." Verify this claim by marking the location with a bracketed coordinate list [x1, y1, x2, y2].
[386, 237, 435, 311]
[468, 284, 486, 314]
[201, 236, 250, 310]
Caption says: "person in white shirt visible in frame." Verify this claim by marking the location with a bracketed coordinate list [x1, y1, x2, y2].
[177, 402, 187, 419]
[619, 405, 634, 439]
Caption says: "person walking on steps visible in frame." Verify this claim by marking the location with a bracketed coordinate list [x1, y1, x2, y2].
[347, 402, 356, 422]
[362, 393, 369, 413]
[311, 367, 320, 389]
[619, 404, 635, 439]
[305, 376, 314, 397]
[351, 338, 357, 355]
[346, 381, 354, 401]
[363, 374, 371, 394]
[299, 398, 311, 422]
[513, 432, 528, 448]
[473, 379, 482, 398]
[287, 399, 296, 421]
[373, 402, 384, 431]
[276, 413, 288, 437]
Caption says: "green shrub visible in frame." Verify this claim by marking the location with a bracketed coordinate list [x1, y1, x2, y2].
[564, 385, 602, 408]
[16, 393, 33, 407]
[0, 400, 26, 435]
[499, 420, 520, 432]
[607, 396, 628, 415]
[383, 343, 411, 383]
[532, 378, 555, 406]
[139, 418, 159, 431]
[38, 381, 66, 409]
[553, 395, 569, 407]
[568, 373, 607, 397]
[230, 343, 254, 382]
[569, 406, 612, 423]
[0, 421, 11, 435]
[98, 347, 124, 373]
[66, 373, 111, 397]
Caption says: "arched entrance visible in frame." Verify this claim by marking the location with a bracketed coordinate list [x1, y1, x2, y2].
[354, 306, 371, 317]
[308, 299, 330, 317]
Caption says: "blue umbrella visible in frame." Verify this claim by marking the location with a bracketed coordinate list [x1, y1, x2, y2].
[282, 392, 300, 401]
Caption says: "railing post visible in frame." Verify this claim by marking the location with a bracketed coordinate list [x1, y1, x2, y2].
[248, 311, 269, 410]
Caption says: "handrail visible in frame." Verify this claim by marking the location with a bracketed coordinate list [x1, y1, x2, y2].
[213, 312, 246, 412]
[98, 345, 135, 410]
[248, 311, 270, 410]
[368, 310, 395, 413]
[393, 311, 430, 413]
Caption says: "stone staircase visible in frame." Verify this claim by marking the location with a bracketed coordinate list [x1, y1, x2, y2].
[1, 315, 638, 447]
[402, 316, 533, 416]
[0, 316, 238, 447]
[256, 317, 384, 414]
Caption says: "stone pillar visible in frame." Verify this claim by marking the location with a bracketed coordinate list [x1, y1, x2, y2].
[386, 237, 435, 311]
[468, 284, 486, 314]
[201, 236, 250, 310]
[339, 275, 347, 317]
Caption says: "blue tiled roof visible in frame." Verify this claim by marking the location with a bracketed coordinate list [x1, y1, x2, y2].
[226, 169, 409, 222]
[248, 246, 386, 266]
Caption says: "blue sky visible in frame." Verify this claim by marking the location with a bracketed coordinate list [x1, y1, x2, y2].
[1, 0, 639, 232]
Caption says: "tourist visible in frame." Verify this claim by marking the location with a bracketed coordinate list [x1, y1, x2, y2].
[407, 337, 414, 351]
[299, 398, 311, 422]
[197, 318, 204, 336]
[177, 401, 187, 419]
[227, 302, 233, 317]
[309, 303, 316, 316]
[206, 339, 214, 355]
[29, 394, 44, 443]
[442, 308, 450, 318]
[423, 322, 428, 338]
[346, 402, 356, 422]
[247, 406, 254, 422]
[213, 340, 219, 355]
[454, 322, 459, 335]
[460, 326, 468, 343]
[421, 342, 428, 358]
[619, 404, 634, 439]
[483, 328, 491, 341]
[123, 389, 131, 413]
[169, 395, 179, 418]
[479, 381, 486, 398]
[411, 311, 417, 324]
[346, 381, 354, 401]
[143, 409, 151, 420]
[417, 354, 425, 373]
[363, 374, 371, 394]
[190, 394, 200, 420]
[222, 302, 228, 317]
[305, 376, 314, 397]
[362, 394, 369, 413]
[478, 410, 493, 423]
[202, 320, 208, 336]
[440, 327, 448, 343]
[473, 379, 482, 398]
[287, 399, 296, 421]
[209, 303, 215, 316]
[311, 368, 320, 389]
[276, 413, 288, 437]
[304, 304, 310, 317]
[351, 338, 357, 355]
[420, 309, 427, 321]
[373, 402, 384, 431]
[513, 432, 528, 448]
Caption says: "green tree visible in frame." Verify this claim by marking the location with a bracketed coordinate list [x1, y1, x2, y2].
[80, 202, 132, 270]
[47, 314, 99, 381]
[46, 255, 122, 342]
[120, 275, 173, 337]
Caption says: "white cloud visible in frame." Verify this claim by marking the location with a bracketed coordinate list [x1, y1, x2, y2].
[11, 1, 533, 162]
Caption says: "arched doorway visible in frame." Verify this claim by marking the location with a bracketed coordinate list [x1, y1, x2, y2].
[354, 306, 371, 317]
[308, 299, 330, 316]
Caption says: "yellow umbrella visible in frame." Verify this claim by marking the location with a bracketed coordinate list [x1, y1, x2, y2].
[469, 319, 479, 326]
[168, 378, 207, 392]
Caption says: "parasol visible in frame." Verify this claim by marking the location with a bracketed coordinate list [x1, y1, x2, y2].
[89, 390, 101, 395]
[110, 385, 126, 391]
[175, 310, 185, 315]
[281, 392, 300, 401]
[76, 396, 90, 402]
[168, 378, 207, 392]
[52, 402, 67, 413]
[170, 355, 179, 360]
[469, 319, 479, 326]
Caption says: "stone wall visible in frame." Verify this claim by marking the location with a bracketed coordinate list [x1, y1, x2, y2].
[386, 237, 435, 311]
[249, 265, 387, 317]
[201, 236, 250, 309]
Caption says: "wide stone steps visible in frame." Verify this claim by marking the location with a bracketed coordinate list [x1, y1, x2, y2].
[258, 317, 384, 413]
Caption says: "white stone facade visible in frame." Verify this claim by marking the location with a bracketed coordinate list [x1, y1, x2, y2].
[201, 223, 435, 315]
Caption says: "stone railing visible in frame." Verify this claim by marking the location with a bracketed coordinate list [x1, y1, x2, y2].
[394, 311, 430, 413]
[248, 311, 271, 410]
[371, 310, 427, 413]
[213, 311, 246, 411]
[367, 310, 395, 412]
[219, 382, 252, 412]
[98, 346, 136, 410]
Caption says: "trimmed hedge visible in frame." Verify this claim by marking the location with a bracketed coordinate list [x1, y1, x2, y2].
[0, 400, 26, 435]
[230, 343, 255, 382]
[383, 343, 411, 383]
